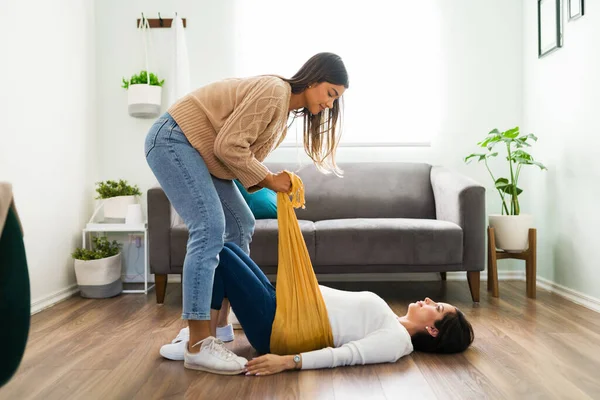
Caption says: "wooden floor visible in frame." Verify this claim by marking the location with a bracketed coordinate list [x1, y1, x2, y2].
[2, 280, 600, 400]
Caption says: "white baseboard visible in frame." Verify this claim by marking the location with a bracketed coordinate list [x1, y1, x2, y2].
[166, 271, 523, 282]
[281, 270, 523, 282]
[275, 270, 600, 314]
[31, 284, 80, 315]
[30, 271, 600, 316]
[449, 270, 600, 314]
[446, 270, 525, 281]
[536, 276, 600, 313]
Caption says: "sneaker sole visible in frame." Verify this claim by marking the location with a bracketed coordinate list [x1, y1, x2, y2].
[160, 349, 184, 361]
[184, 362, 244, 375]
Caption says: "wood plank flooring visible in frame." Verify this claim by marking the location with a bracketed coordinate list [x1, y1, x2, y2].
[2, 280, 599, 400]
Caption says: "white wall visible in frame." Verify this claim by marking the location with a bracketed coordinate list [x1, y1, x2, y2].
[94, 0, 239, 277]
[3, 0, 523, 302]
[4, 0, 596, 310]
[271, 1, 523, 185]
[95, 1, 523, 267]
[523, 1, 600, 299]
[95, 0, 237, 206]
[0, 0, 96, 310]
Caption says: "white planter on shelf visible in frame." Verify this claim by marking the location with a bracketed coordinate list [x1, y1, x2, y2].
[489, 214, 534, 252]
[128, 84, 161, 118]
[103, 195, 137, 219]
[74, 253, 123, 298]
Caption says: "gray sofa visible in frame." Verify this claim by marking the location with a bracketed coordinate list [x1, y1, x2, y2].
[148, 162, 486, 304]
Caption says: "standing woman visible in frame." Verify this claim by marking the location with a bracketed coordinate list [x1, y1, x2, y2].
[145, 52, 348, 374]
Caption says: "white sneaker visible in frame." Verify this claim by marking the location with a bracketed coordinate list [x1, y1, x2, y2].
[159, 327, 189, 361]
[159, 325, 235, 361]
[184, 336, 247, 375]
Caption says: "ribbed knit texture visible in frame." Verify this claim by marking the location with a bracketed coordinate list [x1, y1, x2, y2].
[168, 75, 291, 191]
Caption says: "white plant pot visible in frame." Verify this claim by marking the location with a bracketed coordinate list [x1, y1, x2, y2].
[128, 84, 162, 118]
[104, 196, 137, 219]
[489, 214, 534, 252]
[74, 253, 122, 298]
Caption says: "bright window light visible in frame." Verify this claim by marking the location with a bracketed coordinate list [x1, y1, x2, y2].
[233, 0, 442, 146]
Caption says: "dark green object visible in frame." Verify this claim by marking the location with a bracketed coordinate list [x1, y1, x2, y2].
[233, 180, 277, 219]
[0, 207, 30, 387]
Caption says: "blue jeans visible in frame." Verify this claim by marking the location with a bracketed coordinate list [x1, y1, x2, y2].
[212, 243, 275, 354]
[145, 112, 255, 320]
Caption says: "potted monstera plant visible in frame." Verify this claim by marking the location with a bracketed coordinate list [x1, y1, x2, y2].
[465, 126, 547, 252]
[96, 179, 142, 220]
[122, 70, 165, 118]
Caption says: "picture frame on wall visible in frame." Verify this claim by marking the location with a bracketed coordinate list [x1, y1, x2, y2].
[568, 0, 584, 20]
[538, 0, 563, 58]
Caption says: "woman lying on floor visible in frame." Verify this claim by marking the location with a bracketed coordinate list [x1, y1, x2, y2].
[160, 242, 474, 376]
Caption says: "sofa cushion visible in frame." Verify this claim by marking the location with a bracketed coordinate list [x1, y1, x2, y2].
[170, 220, 316, 269]
[314, 218, 462, 266]
[265, 162, 436, 221]
[250, 219, 316, 266]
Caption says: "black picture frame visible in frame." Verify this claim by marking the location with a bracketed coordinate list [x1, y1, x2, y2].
[538, 0, 563, 58]
[568, 0, 584, 20]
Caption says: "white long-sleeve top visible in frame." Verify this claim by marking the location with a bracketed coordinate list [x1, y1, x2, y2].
[300, 285, 414, 370]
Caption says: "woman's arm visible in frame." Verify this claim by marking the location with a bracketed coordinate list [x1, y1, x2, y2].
[245, 328, 410, 375]
[213, 78, 288, 190]
[244, 354, 300, 376]
[301, 327, 410, 370]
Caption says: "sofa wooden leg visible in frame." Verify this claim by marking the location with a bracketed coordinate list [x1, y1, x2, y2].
[467, 271, 480, 303]
[440, 272, 447, 281]
[155, 274, 168, 304]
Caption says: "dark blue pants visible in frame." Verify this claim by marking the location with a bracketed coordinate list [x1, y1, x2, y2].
[211, 242, 276, 354]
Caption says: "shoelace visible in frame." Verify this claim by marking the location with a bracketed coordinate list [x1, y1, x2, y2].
[204, 338, 237, 361]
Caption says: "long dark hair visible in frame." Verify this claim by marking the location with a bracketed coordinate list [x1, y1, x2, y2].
[281, 52, 349, 176]
[411, 309, 474, 354]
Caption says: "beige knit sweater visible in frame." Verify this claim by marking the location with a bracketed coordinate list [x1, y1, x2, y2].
[0, 183, 23, 235]
[168, 75, 291, 191]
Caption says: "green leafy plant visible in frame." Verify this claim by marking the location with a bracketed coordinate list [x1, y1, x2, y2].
[72, 236, 121, 260]
[465, 126, 547, 216]
[121, 70, 165, 89]
[95, 179, 142, 199]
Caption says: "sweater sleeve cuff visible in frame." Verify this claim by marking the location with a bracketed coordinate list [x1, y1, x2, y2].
[236, 159, 270, 190]
[300, 348, 335, 370]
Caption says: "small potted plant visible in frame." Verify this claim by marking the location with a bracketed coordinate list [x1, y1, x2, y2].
[465, 126, 547, 252]
[72, 237, 123, 298]
[122, 70, 165, 118]
[96, 179, 142, 220]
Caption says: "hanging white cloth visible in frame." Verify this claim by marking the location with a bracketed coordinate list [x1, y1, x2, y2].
[168, 14, 191, 107]
[168, 14, 191, 227]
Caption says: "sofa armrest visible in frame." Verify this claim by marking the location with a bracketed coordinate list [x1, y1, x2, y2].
[148, 186, 171, 274]
[430, 166, 485, 270]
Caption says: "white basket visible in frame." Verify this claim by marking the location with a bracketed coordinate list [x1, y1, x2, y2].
[128, 84, 162, 118]
[74, 253, 123, 298]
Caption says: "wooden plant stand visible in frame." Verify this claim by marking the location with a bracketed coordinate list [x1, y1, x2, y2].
[487, 227, 537, 299]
